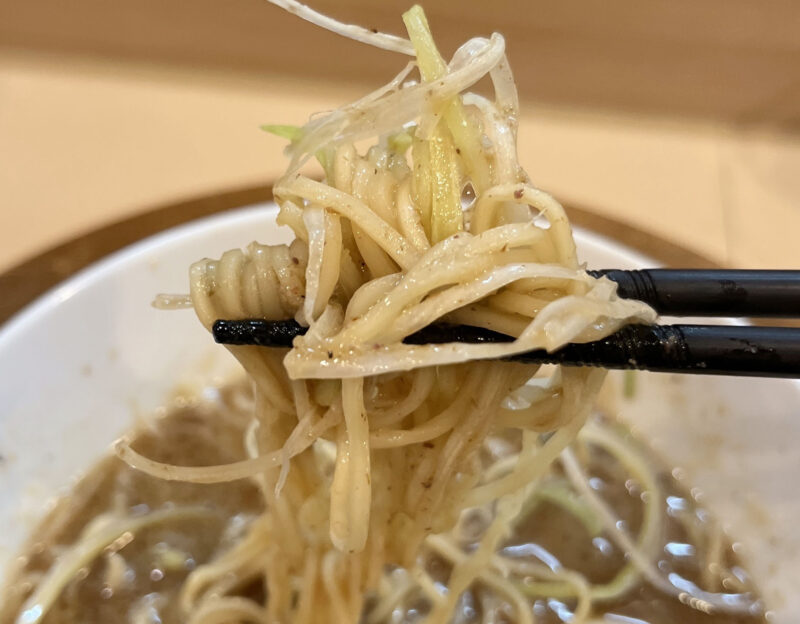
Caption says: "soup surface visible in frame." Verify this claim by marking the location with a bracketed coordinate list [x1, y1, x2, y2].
[0, 382, 765, 623]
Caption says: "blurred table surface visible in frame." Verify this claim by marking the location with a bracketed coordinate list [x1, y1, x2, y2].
[1, 0, 800, 276]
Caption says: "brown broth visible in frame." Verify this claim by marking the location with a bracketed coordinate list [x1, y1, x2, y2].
[0, 386, 262, 624]
[498, 441, 764, 624]
[0, 387, 766, 624]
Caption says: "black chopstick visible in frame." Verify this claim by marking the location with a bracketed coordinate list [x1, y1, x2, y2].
[587, 269, 800, 317]
[212, 319, 800, 378]
[210, 269, 800, 378]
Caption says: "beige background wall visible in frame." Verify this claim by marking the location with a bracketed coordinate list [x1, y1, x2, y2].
[1, 1, 799, 271]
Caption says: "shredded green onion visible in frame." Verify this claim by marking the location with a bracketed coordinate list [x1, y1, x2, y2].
[402, 5, 463, 243]
[260, 124, 305, 142]
[403, 5, 490, 196]
[525, 482, 604, 537]
[623, 370, 637, 399]
[387, 131, 414, 155]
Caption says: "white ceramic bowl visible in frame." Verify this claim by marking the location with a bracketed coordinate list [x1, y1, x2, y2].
[0, 204, 798, 619]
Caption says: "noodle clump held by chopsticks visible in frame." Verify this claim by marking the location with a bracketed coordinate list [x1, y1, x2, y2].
[119, 4, 658, 623]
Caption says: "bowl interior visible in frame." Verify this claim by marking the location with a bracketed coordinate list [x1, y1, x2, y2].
[0, 204, 797, 619]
